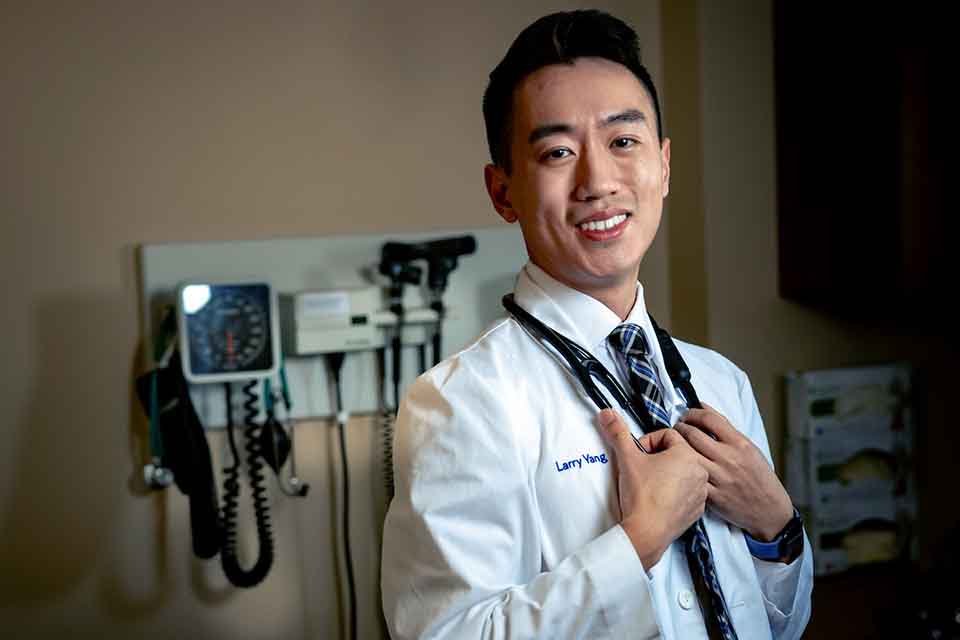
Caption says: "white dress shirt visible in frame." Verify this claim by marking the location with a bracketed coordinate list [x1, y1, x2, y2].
[381, 263, 813, 639]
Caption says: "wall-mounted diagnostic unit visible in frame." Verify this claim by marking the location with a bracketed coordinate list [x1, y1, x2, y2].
[136, 227, 526, 627]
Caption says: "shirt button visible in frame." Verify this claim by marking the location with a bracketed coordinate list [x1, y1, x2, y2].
[677, 589, 695, 610]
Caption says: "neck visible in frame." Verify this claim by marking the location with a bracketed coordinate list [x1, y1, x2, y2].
[584, 279, 638, 320]
[538, 265, 638, 320]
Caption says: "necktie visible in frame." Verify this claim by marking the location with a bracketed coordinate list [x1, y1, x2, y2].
[607, 323, 672, 430]
[608, 323, 739, 640]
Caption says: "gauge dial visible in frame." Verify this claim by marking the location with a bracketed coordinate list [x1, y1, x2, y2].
[178, 282, 278, 382]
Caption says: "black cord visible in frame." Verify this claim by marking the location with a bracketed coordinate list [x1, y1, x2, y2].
[327, 352, 357, 640]
[225, 382, 234, 431]
[220, 380, 274, 588]
[431, 325, 442, 368]
[430, 301, 444, 367]
[391, 333, 402, 411]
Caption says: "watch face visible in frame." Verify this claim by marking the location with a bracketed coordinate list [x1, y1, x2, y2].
[180, 283, 275, 378]
[779, 514, 805, 560]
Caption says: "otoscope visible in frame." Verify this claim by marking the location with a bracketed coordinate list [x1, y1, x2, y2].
[378, 253, 422, 408]
[380, 235, 476, 366]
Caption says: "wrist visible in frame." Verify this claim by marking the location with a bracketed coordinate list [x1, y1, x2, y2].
[748, 500, 795, 542]
[622, 517, 668, 569]
[745, 507, 804, 563]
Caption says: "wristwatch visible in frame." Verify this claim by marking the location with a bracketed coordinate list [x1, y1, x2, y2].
[744, 508, 805, 563]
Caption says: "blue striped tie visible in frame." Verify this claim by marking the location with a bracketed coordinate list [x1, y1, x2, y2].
[608, 323, 738, 640]
[608, 323, 672, 430]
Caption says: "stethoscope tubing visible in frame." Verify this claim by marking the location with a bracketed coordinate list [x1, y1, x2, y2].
[502, 294, 658, 452]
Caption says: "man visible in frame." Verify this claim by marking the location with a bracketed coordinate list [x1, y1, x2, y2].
[382, 10, 812, 639]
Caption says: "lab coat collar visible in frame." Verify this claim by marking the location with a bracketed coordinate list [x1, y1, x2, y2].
[513, 262, 653, 356]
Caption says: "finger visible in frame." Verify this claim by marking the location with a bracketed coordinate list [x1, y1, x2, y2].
[697, 401, 729, 417]
[637, 430, 663, 452]
[682, 407, 737, 442]
[597, 409, 645, 457]
[674, 421, 724, 461]
[701, 458, 726, 486]
[705, 485, 741, 528]
[638, 427, 685, 453]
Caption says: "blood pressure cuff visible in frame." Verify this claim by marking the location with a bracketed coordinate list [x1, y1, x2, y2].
[136, 351, 222, 559]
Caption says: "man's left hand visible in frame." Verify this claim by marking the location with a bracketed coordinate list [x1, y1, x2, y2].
[674, 404, 794, 541]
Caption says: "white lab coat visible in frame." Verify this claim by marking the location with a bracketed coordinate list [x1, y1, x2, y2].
[381, 263, 813, 639]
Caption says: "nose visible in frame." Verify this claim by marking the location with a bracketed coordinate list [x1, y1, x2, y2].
[574, 142, 618, 201]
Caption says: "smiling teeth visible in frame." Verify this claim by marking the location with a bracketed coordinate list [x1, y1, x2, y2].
[579, 214, 628, 232]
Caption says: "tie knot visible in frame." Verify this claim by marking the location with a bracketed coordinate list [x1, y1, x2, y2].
[608, 323, 651, 358]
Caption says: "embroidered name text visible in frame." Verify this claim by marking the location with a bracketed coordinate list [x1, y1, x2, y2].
[554, 452, 609, 472]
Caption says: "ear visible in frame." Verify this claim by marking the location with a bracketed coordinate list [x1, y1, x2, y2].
[484, 163, 518, 223]
[660, 137, 671, 199]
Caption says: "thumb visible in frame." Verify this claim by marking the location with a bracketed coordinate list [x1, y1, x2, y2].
[597, 409, 644, 456]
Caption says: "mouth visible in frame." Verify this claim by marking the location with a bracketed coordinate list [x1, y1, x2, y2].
[575, 212, 631, 240]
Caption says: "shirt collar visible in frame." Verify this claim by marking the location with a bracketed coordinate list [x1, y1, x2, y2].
[513, 262, 655, 355]
[513, 262, 688, 421]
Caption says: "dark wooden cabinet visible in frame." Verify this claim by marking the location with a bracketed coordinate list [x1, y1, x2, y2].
[774, 4, 950, 323]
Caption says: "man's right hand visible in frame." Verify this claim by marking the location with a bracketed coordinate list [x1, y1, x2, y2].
[597, 408, 709, 570]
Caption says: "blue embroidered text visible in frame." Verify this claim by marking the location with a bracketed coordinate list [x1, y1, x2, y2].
[555, 452, 609, 472]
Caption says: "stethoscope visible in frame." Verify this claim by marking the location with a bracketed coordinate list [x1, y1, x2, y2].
[502, 293, 736, 640]
[502, 294, 703, 449]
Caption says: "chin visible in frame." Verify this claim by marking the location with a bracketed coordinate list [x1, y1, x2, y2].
[584, 254, 644, 281]
[576, 264, 640, 289]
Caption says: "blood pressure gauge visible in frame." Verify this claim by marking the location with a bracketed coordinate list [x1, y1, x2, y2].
[176, 281, 281, 384]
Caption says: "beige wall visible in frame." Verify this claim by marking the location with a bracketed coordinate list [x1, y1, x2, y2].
[660, 0, 709, 347]
[0, 2, 664, 638]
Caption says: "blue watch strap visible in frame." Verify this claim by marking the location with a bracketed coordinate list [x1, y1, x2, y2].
[744, 531, 782, 560]
[744, 508, 801, 560]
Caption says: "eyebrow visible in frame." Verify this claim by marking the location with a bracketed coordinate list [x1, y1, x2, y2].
[527, 109, 647, 145]
[604, 109, 646, 127]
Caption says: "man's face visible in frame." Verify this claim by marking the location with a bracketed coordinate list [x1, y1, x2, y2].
[485, 57, 670, 299]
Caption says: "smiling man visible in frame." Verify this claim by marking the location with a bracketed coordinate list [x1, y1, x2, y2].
[381, 10, 812, 639]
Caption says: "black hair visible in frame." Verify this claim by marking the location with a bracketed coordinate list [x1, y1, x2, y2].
[482, 9, 663, 173]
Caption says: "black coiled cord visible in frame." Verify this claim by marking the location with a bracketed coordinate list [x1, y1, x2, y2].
[220, 380, 274, 588]
[381, 411, 395, 502]
[377, 348, 396, 501]
[327, 352, 357, 640]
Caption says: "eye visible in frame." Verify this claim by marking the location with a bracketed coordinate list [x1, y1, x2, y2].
[612, 137, 638, 149]
[541, 147, 573, 161]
